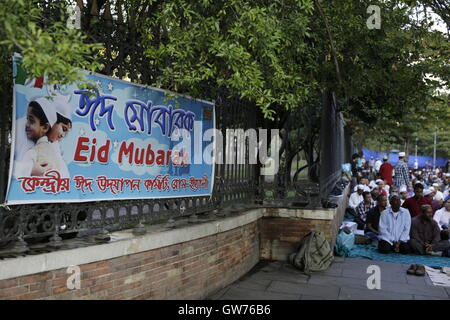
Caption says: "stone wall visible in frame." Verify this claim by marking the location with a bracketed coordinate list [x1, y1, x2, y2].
[0, 212, 261, 300]
[0, 188, 349, 299]
[260, 186, 350, 261]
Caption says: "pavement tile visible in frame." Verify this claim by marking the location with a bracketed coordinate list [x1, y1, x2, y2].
[333, 257, 346, 263]
[208, 286, 231, 300]
[342, 268, 408, 284]
[338, 287, 413, 300]
[307, 274, 369, 290]
[379, 281, 449, 298]
[300, 295, 326, 300]
[413, 294, 449, 300]
[345, 258, 406, 270]
[267, 280, 340, 300]
[249, 270, 309, 284]
[445, 287, 450, 298]
[258, 261, 283, 273]
[207, 258, 449, 300]
[279, 263, 306, 274]
[320, 263, 344, 277]
[220, 286, 299, 300]
[405, 275, 429, 286]
[233, 278, 272, 291]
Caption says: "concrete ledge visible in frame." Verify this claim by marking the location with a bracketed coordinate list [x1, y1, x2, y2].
[263, 207, 336, 220]
[0, 209, 263, 281]
[0, 186, 350, 282]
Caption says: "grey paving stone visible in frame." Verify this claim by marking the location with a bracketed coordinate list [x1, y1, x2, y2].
[279, 263, 307, 275]
[320, 264, 344, 276]
[209, 258, 449, 301]
[345, 258, 406, 271]
[233, 278, 272, 291]
[300, 295, 326, 300]
[405, 274, 430, 286]
[258, 261, 283, 273]
[333, 256, 346, 263]
[249, 270, 309, 284]
[220, 286, 300, 300]
[338, 286, 413, 300]
[445, 287, 450, 298]
[379, 280, 449, 298]
[307, 274, 368, 290]
[413, 294, 449, 300]
[342, 268, 408, 284]
[208, 286, 231, 300]
[267, 280, 340, 300]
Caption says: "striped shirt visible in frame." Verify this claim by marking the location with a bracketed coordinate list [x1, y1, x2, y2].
[355, 201, 376, 223]
[394, 159, 409, 188]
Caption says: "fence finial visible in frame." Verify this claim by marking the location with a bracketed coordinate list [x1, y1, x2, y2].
[0, 203, 11, 211]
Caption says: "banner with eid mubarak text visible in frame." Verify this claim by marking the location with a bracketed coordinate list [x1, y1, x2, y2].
[6, 55, 215, 205]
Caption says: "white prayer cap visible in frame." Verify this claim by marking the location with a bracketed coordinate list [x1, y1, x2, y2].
[399, 185, 407, 193]
[399, 152, 406, 157]
[424, 189, 432, 196]
[375, 179, 383, 184]
[383, 155, 388, 160]
[357, 184, 365, 190]
[364, 186, 371, 192]
[31, 97, 57, 128]
[429, 187, 435, 192]
[53, 95, 72, 121]
[432, 183, 439, 187]
[445, 173, 450, 177]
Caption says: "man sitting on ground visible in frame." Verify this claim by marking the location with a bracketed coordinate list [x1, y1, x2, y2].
[409, 205, 450, 255]
[378, 194, 412, 254]
[433, 197, 450, 231]
[425, 188, 441, 213]
[365, 194, 388, 241]
[354, 191, 376, 230]
[402, 183, 432, 217]
[399, 185, 408, 205]
[375, 179, 388, 197]
[349, 184, 365, 209]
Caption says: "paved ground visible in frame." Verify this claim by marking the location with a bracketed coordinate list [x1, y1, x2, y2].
[208, 257, 450, 300]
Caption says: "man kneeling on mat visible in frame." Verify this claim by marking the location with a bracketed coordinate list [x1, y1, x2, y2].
[378, 194, 412, 254]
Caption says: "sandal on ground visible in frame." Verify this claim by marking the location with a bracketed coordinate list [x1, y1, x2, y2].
[415, 265, 426, 276]
[407, 264, 417, 275]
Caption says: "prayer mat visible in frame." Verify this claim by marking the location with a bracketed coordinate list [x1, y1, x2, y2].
[348, 244, 450, 267]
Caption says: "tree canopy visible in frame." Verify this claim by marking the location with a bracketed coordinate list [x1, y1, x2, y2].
[1, 0, 448, 163]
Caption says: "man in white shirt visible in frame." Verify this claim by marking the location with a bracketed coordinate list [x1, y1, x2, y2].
[349, 185, 365, 209]
[374, 158, 382, 174]
[432, 183, 444, 202]
[433, 198, 450, 231]
[378, 194, 412, 254]
[399, 185, 408, 205]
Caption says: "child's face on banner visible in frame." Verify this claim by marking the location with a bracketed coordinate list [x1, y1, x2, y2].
[48, 122, 71, 142]
[25, 106, 48, 141]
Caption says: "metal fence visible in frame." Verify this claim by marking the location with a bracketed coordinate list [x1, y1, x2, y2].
[0, 79, 262, 253]
[0, 74, 352, 259]
[0, 2, 352, 256]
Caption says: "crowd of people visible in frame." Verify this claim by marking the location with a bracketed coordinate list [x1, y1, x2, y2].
[346, 151, 450, 259]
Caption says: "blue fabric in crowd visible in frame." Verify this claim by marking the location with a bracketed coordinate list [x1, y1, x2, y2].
[362, 149, 448, 168]
[348, 244, 450, 267]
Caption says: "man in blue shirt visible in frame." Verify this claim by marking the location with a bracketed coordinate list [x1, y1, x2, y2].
[378, 194, 412, 254]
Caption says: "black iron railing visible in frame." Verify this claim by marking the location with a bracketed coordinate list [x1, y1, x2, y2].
[0, 1, 352, 256]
